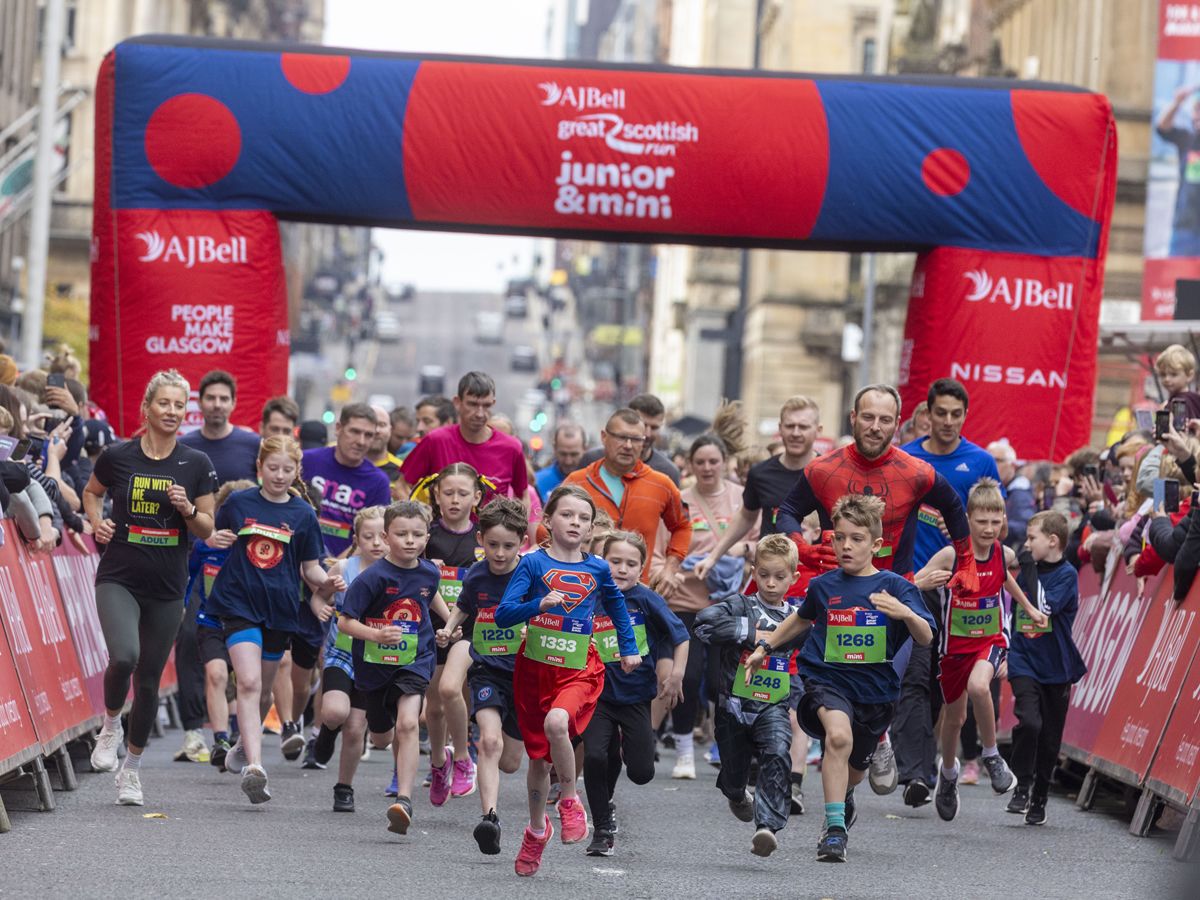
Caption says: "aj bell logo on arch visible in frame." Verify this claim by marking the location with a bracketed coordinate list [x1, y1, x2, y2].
[135, 231, 248, 268]
[962, 269, 1073, 312]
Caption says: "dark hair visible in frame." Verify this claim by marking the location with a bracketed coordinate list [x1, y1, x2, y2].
[428, 461, 485, 521]
[339, 402, 376, 427]
[602, 529, 648, 564]
[688, 433, 727, 461]
[262, 395, 300, 427]
[384, 499, 432, 531]
[476, 496, 528, 538]
[0, 384, 24, 439]
[629, 393, 665, 419]
[853, 383, 902, 416]
[199, 369, 237, 400]
[457, 371, 496, 399]
[417, 395, 457, 425]
[390, 406, 415, 428]
[927, 378, 969, 412]
[544, 483, 596, 522]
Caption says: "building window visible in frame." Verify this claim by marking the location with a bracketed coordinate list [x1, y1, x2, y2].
[861, 37, 877, 75]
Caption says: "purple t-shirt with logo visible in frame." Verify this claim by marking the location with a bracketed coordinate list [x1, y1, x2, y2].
[302, 447, 391, 555]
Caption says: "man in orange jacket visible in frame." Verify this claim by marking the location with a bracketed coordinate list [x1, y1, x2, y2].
[565, 408, 692, 598]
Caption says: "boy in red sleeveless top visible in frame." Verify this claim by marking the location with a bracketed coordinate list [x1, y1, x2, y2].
[914, 478, 1047, 821]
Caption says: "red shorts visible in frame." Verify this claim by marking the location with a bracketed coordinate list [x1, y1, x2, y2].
[938, 644, 1006, 705]
[513, 643, 605, 762]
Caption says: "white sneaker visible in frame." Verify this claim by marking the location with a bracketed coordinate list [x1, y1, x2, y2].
[240, 764, 271, 804]
[868, 735, 898, 795]
[116, 769, 144, 806]
[224, 740, 248, 774]
[91, 724, 123, 773]
[173, 729, 210, 763]
[672, 752, 696, 780]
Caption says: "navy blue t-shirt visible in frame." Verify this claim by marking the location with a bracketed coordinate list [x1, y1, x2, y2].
[601, 584, 689, 706]
[185, 539, 231, 630]
[342, 557, 441, 690]
[1010, 558, 1087, 685]
[796, 569, 936, 704]
[207, 488, 323, 632]
[179, 427, 261, 485]
[455, 559, 520, 674]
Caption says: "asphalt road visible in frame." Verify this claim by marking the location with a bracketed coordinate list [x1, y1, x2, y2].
[0, 728, 1184, 899]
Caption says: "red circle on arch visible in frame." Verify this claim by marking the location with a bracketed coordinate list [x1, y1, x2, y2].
[281, 53, 351, 94]
[921, 148, 970, 197]
[144, 94, 241, 189]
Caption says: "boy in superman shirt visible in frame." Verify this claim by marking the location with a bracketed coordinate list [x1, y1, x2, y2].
[745, 495, 935, 863]
[1007, 510, 1086, 825]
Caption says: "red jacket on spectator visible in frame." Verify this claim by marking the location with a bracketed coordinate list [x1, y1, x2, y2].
[1133, 496, 1193, 578]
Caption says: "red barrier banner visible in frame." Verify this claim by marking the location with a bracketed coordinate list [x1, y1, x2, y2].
[1146, 644, 1200, 806]
[0, 523, 96, 751]
[1090, 571, 1200, 783]
[0, 602, 39, 774]
[51, 536, 108, 716]
[1061, 566, 1160, 758]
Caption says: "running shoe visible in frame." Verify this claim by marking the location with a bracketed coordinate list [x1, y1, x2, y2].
[557, 796, 589, 843]
[705, 741, 721, 768]
[790, 780, 805, 816]
[728, 789, 755, 823]
[474, 810, 502, 855]
[224, 740, 248, 774]
[844, 786, 857, 830]
[115, 769, 143, 806]
[586, 827, 615, 857]
[751, 826, 778, 857]
[806, 743, 823, 766]
[935, 770, 959, 822]
[301, 737, 326, 770]
[868, 735, 898, 795]
[333, 783, 355, 813]
[240, 764, 271, 804]
[280, 722, 306, 761]
[387, 796, 413, 835]
[515, 815, 554, 876]
[672, 752, 696, 780]
[91, 723, 123, 773]
[451, 757, 477, 798]
[982, 754, 1015, 794]
[1025, 795, 1047, 826]
[608, 800, 619, 835]
[385, 767, 398, 798]
[313, 724, 339, 766]
[174, 729, 210, 763]
[960, 758, 981, 785]
[429, 757, 452, 807]
[210, 737, 232, 769]
[1007, 785, 1030, 815]
[816, 827, 847, 862]
[902, 780, 932, 808]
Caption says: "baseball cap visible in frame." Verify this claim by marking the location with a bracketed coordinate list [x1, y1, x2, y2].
[298, 420, 328, 450]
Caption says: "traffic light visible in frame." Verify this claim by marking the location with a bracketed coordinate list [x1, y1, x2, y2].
[550, 376, 563, 390]
[321, 410, 335, 425]
[530, 436, 544, 451]
[344, 366, 358, 381]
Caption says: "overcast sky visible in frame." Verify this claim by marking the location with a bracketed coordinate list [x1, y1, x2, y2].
[324, 1, 560, 292]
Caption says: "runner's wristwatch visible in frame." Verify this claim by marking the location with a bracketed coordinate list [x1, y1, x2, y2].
[755, 638, 773, 653]
[184, 504, 198, 520]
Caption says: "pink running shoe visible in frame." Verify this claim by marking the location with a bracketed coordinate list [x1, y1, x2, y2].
[557, 796, 589, 844]
[514, 815, 555, 876]
[429, 756, 452, 807]
[451, 757, 477, 798]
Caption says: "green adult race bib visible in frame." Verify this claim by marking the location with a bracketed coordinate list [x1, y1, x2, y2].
[439, 565, 466, 609]
[524, 613, 591, 669]
[593, 610, 650, 663]
[361, 618, 418, 666]
[334, 623, 352, 653]
[472, 607, 518, 656]
[237, 523, 293, 543]
[824, 608, 888, 664]
[202, 562, 220, 598]
[949, 594, 1002, 639]
[733, 651, 790, 704]
[1014, 605, 1052, 635]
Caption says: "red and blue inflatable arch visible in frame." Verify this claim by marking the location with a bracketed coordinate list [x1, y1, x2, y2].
[92, 36, 1116, 459]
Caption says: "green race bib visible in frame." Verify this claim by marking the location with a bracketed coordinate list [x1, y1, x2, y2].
[202, 562, 220, 598]
[438, 566, 466, 608]
[362, 618, 419, 666]
[334, 624, 352, 653]
[472, 607, 518, 656]
[318, 516, 351, 542]
[127, 525, 179, 547]
[1014, 605, 1052, 635]
[237, 523, 293, 543]
[524, 613, 591, 669]
[1187, 151, 1200, 183]
[824, 607, 888, 664]
[593, 610, 650, 663]
[733, 651, 790, 704]
[949, 594, 1002, 639]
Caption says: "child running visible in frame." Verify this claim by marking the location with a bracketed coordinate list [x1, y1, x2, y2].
[915, 477, 1047, 820]
[1007, 510, 1086, 825]
[695, 533, 801, 858]
[583, 531, 689, 857]
[338, 500, 450, 836]
[184, 478, 254, 768]
[206, 437, 343, 804]
[310, 505, 390, 812]
[435, 497, 529, 854]
[495, 484, 641, 877]
[745, 495, 936, 863]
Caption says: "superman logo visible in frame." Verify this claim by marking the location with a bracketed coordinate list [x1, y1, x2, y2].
[541, 569, 597, 612]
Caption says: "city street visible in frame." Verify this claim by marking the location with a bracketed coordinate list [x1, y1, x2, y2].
[0, 730, 1183, 899]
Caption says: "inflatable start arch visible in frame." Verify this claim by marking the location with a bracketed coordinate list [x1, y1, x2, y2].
[92, 36, 1116, 459]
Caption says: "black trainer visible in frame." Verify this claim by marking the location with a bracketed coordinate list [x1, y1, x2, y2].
[728, 789, 755, 823]
[586, 827, 615, 857]
[817, 827, 848, 862]
[210, 737, 231, 769]
[844, 786, 857, 830]
[280, 722, 305, 761]
[301, 737, 326, 770]
[314, 724, 340, 766]
[790, 777, 805, 816]
[473, 810, 501, 854]
[333, 783, 355, 812]
[903, 780, 932, 807]
[1025, 795, 1047, 826]
[608, 800, 619, 835]
[1007, 786, 1030, 815]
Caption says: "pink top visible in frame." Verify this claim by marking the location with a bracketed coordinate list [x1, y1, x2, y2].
[401, 424, 530, 500]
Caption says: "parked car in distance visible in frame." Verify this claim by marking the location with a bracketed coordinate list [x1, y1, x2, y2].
[385, 282, 415, 302]
[374, 312, 402, 343]
[474, 310, 504, 344]
[419, 365, 446, 396]
[504, 292, 528, 318]
[510, 345, 538, 372]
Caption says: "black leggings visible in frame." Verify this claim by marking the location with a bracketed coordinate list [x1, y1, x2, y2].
[1009, 677, 1071, 798]
[96, 582, 184, 748]
[582, 699, 655, 830]
[670, 610, 707, 737]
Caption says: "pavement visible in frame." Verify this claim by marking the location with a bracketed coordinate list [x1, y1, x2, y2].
[0, 727, 1185, 899]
